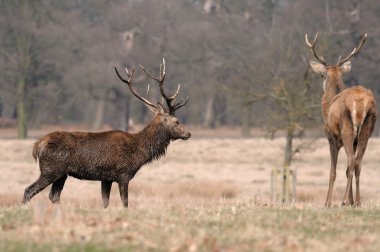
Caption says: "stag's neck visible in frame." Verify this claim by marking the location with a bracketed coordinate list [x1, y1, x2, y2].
[136, 119, 171, 164]
[322, 72, 345, 120]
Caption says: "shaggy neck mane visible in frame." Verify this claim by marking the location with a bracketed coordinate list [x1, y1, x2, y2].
[136, 118, 171, 164]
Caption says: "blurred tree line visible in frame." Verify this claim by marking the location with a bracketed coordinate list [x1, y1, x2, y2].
[0, 0, 379, 139]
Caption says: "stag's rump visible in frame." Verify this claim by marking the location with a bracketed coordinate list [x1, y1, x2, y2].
[327, 86, 376, 141]
[344, 86, 376, 130]
[33, 130, 138, 181]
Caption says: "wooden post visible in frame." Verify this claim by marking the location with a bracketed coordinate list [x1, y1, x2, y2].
[271, 167, 296, 204]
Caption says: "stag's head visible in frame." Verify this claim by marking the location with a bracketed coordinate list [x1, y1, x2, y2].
[115, 58, 191, 141]
[153, 103, 191, 140]
[305, 33, 367, 92]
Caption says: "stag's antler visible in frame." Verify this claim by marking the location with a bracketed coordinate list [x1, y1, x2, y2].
[140, 58, 189, 115]
[305, 33, 328, 66]
[336, 33, 367, 65]
[114, 66, 157, 109]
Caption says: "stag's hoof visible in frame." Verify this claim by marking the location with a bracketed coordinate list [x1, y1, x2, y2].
[353, 202, 361, 207]
[22, 196, 30, 205]
[341, 201, 352, 207]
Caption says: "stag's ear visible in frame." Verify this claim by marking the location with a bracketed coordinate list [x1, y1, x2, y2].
[309, 60, 326, 74]
[339, 61, 351, 73]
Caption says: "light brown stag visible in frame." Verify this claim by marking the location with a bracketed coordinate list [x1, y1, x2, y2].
[305, 33, 376, 207]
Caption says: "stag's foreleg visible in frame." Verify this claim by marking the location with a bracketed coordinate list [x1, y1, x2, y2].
[49, 174, 68, 203]
[325, 140, 339, 207]
[101, 181, 112, 208]
[118, 179, 130, 208]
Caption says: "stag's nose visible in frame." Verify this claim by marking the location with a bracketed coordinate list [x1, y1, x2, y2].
[182, 132, 191, 140]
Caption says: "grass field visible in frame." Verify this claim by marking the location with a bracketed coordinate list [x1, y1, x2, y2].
[1, 129, 380, 251]
[1, 203, 380, 251]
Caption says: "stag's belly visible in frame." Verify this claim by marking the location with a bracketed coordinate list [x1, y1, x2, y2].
[67, 165, 121, 181]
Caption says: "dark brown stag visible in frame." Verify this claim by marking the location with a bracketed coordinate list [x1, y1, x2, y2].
[305, 33, 376, 207]
[22, 58, 191, 208]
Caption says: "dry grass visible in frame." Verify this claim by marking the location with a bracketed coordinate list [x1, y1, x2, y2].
[1, 131, 380, 251]
[1, 202, 380, 251]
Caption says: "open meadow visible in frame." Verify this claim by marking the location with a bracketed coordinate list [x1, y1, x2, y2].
[1, 128, 380, 251]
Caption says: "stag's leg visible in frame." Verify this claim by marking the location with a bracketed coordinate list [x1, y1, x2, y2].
[354, 143, 368, 207]
[118, 180, 130, 208]
[49, 174, 68, 203]
[354, 160, 362, 207]
[23, 173, 62, 204]
[101, 181, 112, 208]
[346, 168, 354, 205]
[341, 133, 356, 206]
[353, 114, 376, 207]
[325, 142, 339, 207]
[347, 140, 360, 205]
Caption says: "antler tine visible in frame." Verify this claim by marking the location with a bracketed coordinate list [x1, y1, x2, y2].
[305, 33, 316, 47]
[139, 63, 169, 101]
[305, 33, 328, 66]
[114, 66, 157, 109]
[139, 64, 160, 82]
[172, 96, 190, 111]
[160, 58, 166, 81]
[167, 83, 181, 100]
[337, 33, 367, 65]
[146, 84, 150, 98]
[115, 65, 134, 83]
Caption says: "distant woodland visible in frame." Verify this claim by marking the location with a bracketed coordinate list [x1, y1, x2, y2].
[1, 0, 379, 138]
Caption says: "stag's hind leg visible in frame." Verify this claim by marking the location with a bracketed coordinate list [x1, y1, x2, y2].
[345, 167, 354, 205]
[353, 113, 376, 206]
[101, 181, 112, 208]
[341, 131, 356, 206]
[23, 173, 63, 204]
[49, 174, 68, 203]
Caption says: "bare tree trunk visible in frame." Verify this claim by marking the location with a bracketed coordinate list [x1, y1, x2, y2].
[203, 97, 215, 128]
[282, 127, 293, 203]
[17, 77, 27, 139]
[92, 99, 105, 130]
[123, 97, 130, 132]
[0, 97, 3, 117]
[241, 101, 252, 137]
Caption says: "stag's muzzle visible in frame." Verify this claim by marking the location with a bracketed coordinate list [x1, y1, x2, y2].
[182, 132, 191, 140]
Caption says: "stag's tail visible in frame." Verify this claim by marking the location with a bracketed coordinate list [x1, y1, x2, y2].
[352, 103, 366, 140]
[32, 139, 46, 162]
[350, 93, 376, 140]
